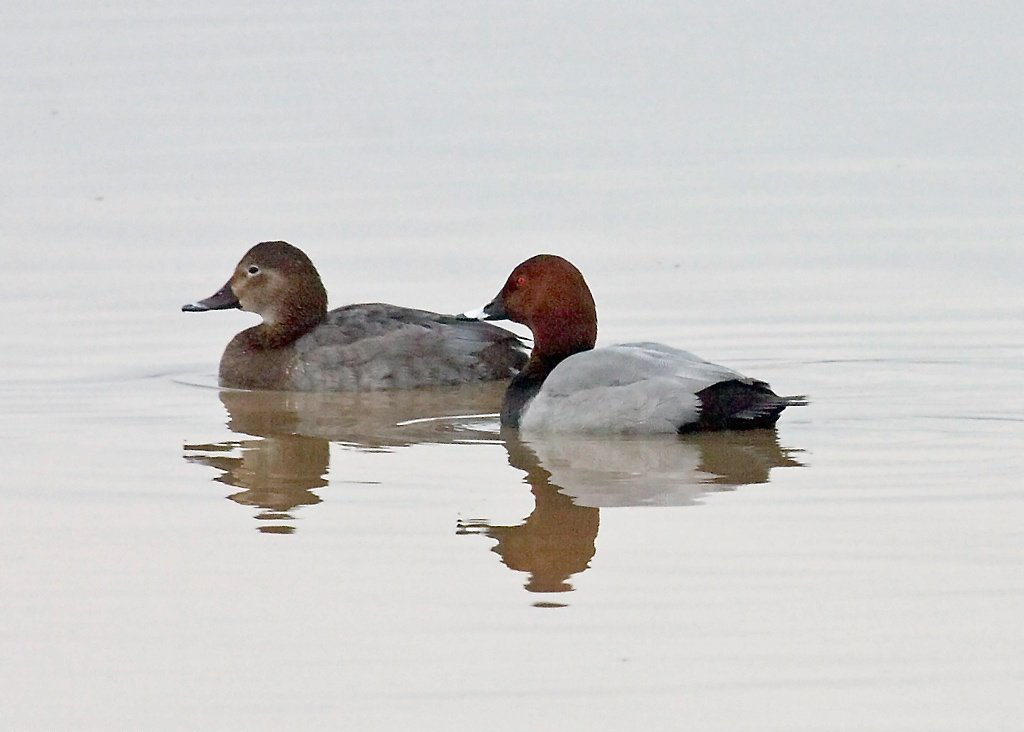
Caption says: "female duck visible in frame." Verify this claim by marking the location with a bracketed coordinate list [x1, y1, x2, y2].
[463, 255, 804, 433]
[184, 241, 526, 391]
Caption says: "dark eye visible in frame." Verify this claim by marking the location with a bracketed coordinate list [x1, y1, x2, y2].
[247, 265, 260, 276]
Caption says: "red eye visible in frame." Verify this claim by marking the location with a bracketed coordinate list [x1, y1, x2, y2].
[515, 275, 526, 287]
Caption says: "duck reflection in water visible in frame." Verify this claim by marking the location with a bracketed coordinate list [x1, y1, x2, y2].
[183, 384, 802, 593]
[184, 391, 332, 534]
[187, 435, 328, 535]
[458, 435, 600, 596]
[459, 429, 802, 600]
[184, 383, 508, 533]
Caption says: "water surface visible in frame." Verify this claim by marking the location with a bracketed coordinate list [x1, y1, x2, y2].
[3, 3, 1022, 730]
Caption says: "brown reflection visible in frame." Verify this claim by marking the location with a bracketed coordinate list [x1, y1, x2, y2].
[184, 383, 508, 532]
[697, 429, 804, 485]
[216, 381, 506, 447]
[459, 436, 599, 599]
[461, 430, 802, 601]
[186, 435, 327, 534]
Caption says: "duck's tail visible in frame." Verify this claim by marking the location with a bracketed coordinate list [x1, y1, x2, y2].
[684, 381, 807, 433]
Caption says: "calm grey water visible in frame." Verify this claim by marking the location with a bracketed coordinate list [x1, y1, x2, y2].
[3, 3, 1022, 730]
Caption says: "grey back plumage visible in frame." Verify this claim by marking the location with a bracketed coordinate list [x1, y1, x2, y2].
[518, 342, 793, 433]
[289, 303, 527, 391]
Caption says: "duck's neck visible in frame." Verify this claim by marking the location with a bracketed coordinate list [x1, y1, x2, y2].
[501, 311, 596, 427]
[525, 311, 596, 374]
[246, 299, 326, 349]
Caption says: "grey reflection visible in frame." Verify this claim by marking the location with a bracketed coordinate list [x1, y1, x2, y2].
[523, 429, 802, 508]
[460, 430, 802, 601]
[184, 383, 507, 532]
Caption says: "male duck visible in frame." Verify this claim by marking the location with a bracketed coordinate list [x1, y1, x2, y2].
[184, 241, 527, 390]
[463, 254, 804, 433]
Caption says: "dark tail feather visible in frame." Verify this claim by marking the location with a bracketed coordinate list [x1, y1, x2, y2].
[681, 381, 807, 433]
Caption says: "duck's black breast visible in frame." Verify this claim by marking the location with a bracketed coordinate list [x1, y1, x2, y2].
[500, 370, 547, 427]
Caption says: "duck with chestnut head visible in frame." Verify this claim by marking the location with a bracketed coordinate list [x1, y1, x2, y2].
[462, 254, 805, 433]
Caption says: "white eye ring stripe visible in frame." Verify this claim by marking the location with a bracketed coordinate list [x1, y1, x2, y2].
[247, 265, 260, 275]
